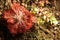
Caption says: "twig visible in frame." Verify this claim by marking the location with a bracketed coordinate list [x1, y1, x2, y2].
[39, 26, 54, 38]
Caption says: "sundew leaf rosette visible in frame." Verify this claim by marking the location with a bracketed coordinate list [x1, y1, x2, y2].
[3, 3, 36, 35]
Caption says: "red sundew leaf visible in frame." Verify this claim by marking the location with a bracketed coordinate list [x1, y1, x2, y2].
[3, 3, 36, 35]
[7, 18, 15, 24]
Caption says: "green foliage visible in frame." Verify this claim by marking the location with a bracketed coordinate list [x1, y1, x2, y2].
[37, 17, 45, 25]
[36, 9, 58, 25]
[31, 6, 39, 15]
[50, 16, 58, 25]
